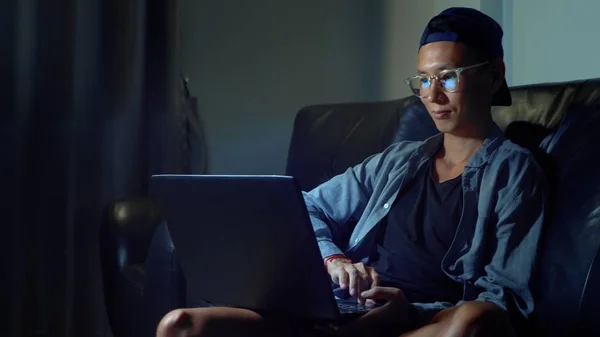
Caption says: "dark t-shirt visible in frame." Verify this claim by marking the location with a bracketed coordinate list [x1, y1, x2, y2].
[369, 159, 464, 304]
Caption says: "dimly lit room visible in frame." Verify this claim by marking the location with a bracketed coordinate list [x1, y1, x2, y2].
[3, 0, 600, 336]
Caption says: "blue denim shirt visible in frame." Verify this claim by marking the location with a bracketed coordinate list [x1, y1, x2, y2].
[303, 126, 547, 324]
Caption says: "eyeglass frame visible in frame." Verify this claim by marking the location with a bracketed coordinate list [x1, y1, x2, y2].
[404, 61, 490, 98]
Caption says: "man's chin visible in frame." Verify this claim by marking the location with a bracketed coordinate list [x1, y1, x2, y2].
[432, 121, 456, 134]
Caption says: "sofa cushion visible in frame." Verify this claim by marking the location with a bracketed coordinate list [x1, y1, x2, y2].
[286, 98, 407, 191]
[531, 103, 600, 336]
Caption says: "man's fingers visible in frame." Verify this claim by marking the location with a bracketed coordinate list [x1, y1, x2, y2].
[369, 268, 380, 288]
[337, 269, 349, 289]
[360, 269, 380, 306]
[360, 286, 404, 301]
[354, 263, 371, 285]
[344, 265, 359, 296]
[353, 264, 371, 304]
[329, 263, 385, 303]
[364, 299, 377, 307]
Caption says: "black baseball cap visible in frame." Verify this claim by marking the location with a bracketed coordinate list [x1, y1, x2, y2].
[419, 7, 512, 106]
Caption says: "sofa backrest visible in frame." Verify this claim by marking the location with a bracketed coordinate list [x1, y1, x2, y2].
[286, 78, 600, 336]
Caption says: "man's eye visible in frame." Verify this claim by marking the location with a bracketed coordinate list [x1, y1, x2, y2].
[441, 72, 458, 89]
[420, 78, 431, 87]
[440, 72, 458, 81]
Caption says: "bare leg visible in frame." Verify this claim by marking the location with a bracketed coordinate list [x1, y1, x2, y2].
[400, 301, 516, 337]
[156, 306, 302, 337]
[443, 301, 515, 337]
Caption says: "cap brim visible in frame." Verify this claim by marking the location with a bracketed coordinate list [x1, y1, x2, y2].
[491, 79, 512, 106]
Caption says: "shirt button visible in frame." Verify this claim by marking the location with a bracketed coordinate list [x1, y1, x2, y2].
[383, 203, 389, 209]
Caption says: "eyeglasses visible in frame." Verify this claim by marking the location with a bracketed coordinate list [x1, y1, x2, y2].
[405, 61, 489, 98]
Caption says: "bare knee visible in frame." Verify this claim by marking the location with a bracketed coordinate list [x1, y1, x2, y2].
[157, 308, 221, 337]
[454, 301, 497, 325]
[442, 301, 513, 337]
[155, 307, 274, 337]
[157, 309, 194, 337]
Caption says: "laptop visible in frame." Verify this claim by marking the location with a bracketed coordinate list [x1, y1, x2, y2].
[150, 174, 373, 322]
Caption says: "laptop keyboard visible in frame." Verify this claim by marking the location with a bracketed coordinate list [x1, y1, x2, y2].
[337, 301, 372, 314]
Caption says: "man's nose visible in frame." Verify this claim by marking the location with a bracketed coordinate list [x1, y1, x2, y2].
[426, 79, 444, 103]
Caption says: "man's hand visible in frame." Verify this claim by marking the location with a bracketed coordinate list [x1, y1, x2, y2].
[336, 286, 411, 337]
[326, 258, 379, 304]
[360, 286, 406, 307]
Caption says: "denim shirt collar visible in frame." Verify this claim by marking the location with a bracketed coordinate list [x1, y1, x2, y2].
[415, 124, 505, 168]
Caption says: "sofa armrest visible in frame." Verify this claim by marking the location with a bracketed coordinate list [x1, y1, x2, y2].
[100, 196, 163, 271]
[577, 245, 600, 336]
[143, 222, 187, 335]
[99, 196, 164, 337]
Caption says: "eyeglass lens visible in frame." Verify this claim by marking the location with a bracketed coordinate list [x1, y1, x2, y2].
[409, 71, 459, 97]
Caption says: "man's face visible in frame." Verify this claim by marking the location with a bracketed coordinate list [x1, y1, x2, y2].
[417, 41, 495, 136]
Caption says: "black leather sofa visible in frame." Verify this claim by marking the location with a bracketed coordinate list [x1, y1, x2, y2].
[100, 78, 600, 337]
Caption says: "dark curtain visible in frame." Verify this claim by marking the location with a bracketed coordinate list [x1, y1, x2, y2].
[2, 0, 183, 335]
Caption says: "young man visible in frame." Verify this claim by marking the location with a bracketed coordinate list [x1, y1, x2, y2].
[157, 7, 546, 337]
